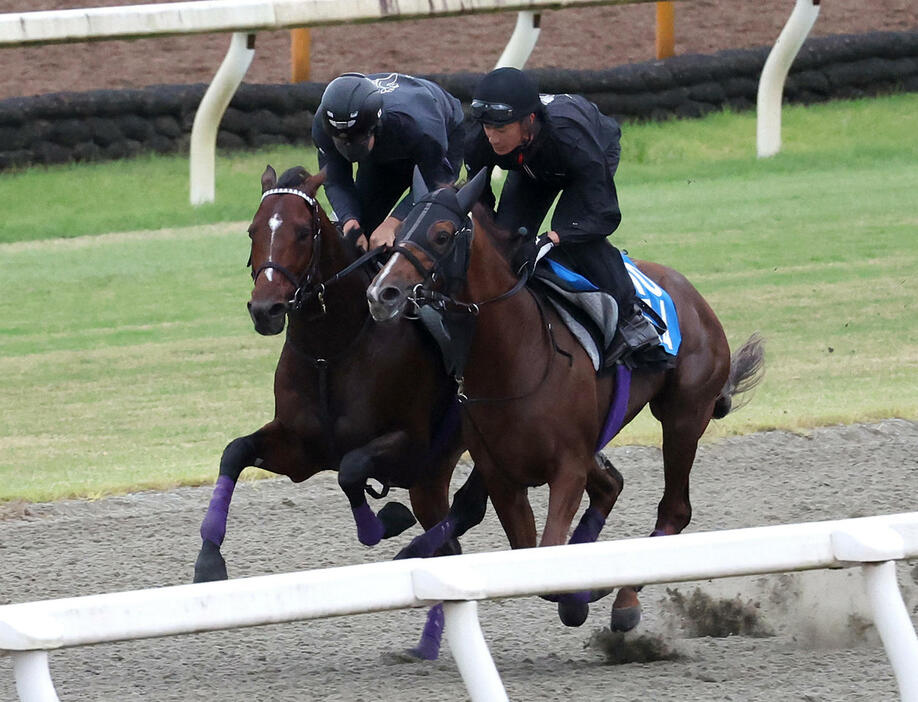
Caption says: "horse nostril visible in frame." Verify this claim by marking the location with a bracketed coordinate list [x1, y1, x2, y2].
[380, 286, 402, 303]
[267, 303, 286, 318]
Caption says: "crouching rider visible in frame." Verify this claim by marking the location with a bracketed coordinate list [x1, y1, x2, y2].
[313, 72, 466, 251]
[464, 67, 664, 369]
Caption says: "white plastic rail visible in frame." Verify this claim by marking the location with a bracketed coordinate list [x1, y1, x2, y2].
[2, 512, 917, 702]
[757, 0, 821, 157]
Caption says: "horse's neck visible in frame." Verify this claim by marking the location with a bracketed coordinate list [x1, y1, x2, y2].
[463, 230, 543, 385]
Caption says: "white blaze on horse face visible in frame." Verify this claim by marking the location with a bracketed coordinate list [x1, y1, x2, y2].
[266, 213, 283, 282]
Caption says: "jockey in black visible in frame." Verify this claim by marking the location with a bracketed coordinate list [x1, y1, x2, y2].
[313, 72, 466, 251]
[464, 66, 662, 368]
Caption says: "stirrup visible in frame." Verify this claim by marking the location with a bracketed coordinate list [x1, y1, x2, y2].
[619, 307, 661, 353]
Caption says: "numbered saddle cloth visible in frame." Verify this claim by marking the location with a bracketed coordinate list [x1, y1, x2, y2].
[533, 254, 681, 370]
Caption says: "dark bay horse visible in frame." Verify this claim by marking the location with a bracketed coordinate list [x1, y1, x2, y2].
[193, 165, 466, 657]
[367, 170, 765, 632]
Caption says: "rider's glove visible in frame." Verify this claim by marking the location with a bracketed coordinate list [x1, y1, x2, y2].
[511, 229, 555, 276]
[343, 225, 366, 249]
[533, 232, 555, 264]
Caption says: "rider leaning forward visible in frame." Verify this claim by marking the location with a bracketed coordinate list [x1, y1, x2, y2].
[313, 72, 466, 252]
[464, 67, 664, 369]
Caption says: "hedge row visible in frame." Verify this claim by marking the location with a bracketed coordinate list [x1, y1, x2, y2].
[1, 31, 916, 170]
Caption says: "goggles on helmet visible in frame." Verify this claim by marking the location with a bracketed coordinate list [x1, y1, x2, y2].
[470, 99, 518, 125]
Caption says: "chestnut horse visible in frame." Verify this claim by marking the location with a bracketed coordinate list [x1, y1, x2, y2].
[193, 165, 466, 658]
[368, 170, 765, 633]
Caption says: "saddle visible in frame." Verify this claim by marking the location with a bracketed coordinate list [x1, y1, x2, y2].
[531, 255, 680, 372]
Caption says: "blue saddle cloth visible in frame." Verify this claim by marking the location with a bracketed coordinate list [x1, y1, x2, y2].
[543, 254, 681, 356]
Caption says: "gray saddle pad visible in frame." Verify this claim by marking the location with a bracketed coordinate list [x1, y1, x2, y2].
[537, 278, 619, 371]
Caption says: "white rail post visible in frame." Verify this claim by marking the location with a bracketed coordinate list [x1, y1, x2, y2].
[756, 0, 820, 158]
[189, 31, 256, 205]
[495, 11, 541, 69]
[863, 561, 918, 701]
[443, 601, 508, 702]
[12, 651, 59, 702]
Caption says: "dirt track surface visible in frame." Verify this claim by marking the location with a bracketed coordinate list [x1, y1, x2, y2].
[2, 1, 917, 100]
[1, 420, 916, 701]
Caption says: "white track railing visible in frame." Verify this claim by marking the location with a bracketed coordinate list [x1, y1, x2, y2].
[757, 0, 821, 157]
[0, 1, 817, 202]
[2, 512, 917, 702]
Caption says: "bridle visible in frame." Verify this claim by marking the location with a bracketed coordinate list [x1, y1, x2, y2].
[394, 213, 529, 316]
[251, 187, 384, 316]
[250, 187, 326, 313]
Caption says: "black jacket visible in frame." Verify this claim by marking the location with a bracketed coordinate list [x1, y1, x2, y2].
[465, 93, 622, 244]
[313, 73, 465, 224]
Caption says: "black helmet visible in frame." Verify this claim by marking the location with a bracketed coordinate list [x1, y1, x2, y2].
[318, 73, 383, 161]
[471, 67, 541, 125]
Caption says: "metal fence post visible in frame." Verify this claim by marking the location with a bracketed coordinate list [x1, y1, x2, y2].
[189, 31, 256, 205]
[443, 600, 508, 702]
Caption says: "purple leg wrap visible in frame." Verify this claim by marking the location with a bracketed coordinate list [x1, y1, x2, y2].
[596, 364, 632, 451]
[557, 507, 607, 610]
[569, 507, 606, 545]
[409, 518, 456, 558]
[352, 501, 384, 546]
[411, 603, 445, 660]
[650, 529, 666, 537]
[200, 474, 236, 546]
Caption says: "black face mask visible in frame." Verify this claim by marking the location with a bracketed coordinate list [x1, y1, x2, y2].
[332, 133, 373, 162]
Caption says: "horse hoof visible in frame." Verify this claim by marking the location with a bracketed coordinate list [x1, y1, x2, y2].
[558, 599, 590, 627]
[193, 540, 228, 583]
[378, 501, 418, 539]
[403, 645, 439, 661]
[610, 605, 642, 632]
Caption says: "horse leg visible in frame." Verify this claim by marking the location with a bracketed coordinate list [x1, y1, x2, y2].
[542, 457, 624, 626]
[194, 435, 255, 582]
[396, 467, 488, 560]
[338, 431, 419, 547]
[404, 465, 489, 661]
[610, 405, 711, 631]
[195, 421, 314, 583]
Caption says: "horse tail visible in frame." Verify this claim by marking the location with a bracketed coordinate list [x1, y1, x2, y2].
[712, 333, 766, 419]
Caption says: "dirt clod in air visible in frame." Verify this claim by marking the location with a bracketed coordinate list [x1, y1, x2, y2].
[664, 587, 775, 638]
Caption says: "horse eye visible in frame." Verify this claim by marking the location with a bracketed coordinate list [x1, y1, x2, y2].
[434, 230, 450, 245]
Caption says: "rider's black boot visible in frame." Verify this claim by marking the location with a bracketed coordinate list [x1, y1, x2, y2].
[603, 303, 667, 370]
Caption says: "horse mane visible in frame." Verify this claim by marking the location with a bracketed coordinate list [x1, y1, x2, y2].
[470, 201, 525, 267]
[277, 166, 310, 189]
[273, 165, 366, 261]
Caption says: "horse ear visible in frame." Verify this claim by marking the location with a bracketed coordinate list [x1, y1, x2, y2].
[411, 166, 430, 201]
[261, 165, 277, 193]
[456, 168, 488, 214]
[304, 169, 326, 197]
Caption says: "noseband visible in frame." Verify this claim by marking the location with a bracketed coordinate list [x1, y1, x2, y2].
[252, 188, 324, 312]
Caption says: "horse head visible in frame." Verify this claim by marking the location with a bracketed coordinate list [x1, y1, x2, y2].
[247, 165, 327, 335]
[367, 168, 488, 322]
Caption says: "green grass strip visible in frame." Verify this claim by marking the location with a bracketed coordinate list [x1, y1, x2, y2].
[1, 94, 915, 501]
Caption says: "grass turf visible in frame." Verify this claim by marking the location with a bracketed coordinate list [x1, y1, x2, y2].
[0, 94, 915, 501]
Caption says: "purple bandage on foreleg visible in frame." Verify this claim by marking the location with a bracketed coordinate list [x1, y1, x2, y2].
[569, 506, 606, 545]
[411, 603, 445, 661]
[352, 501, 384, 546]
[200, 474, 236, 546]
[409, 518, 455, 558]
